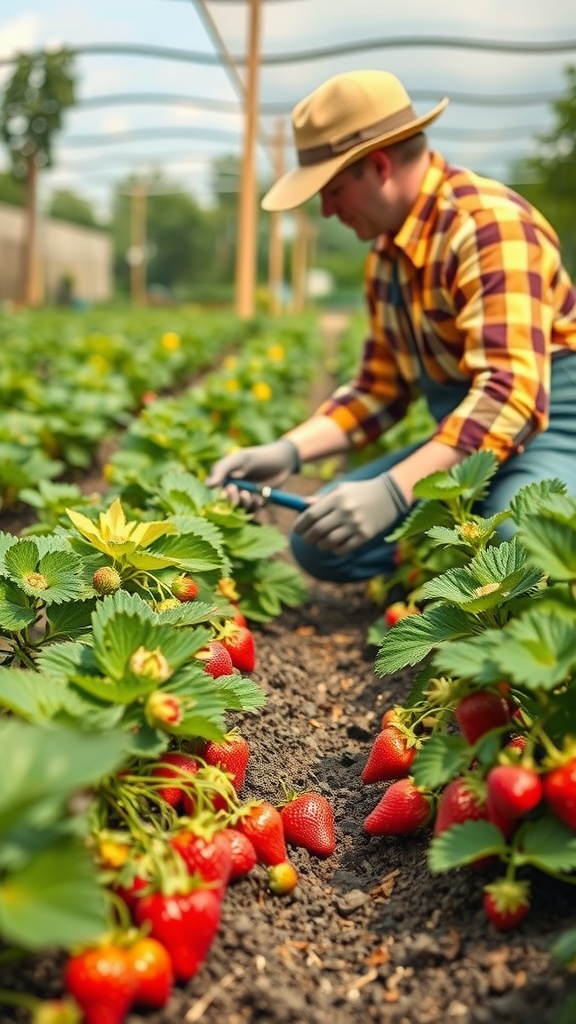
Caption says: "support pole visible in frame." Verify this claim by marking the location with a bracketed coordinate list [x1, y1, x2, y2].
[130, 182, 147, 306]
[267, 117, 285, 315]
[235, 0, 262, 320]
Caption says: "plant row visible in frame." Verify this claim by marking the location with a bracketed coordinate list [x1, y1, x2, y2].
[357, 452, 576, 961]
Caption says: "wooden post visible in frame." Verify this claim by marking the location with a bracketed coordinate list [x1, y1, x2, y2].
[291, 208, 308, 313]
[235, 0, 262, 320]
[130, 182, 147, 306]
[267, 118, 285, 315]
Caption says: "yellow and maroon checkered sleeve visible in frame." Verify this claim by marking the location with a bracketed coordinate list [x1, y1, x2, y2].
[314, 253, 411, 448]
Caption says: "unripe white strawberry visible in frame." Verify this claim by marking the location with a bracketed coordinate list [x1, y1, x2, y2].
[145, 690, 184, 728]
[93, 566, 121, 595]
[129, 645, 172, 682]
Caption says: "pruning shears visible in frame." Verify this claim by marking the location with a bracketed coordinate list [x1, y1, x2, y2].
[224, 478, 309, 512]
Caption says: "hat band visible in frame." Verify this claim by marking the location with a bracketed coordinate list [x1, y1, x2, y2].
[297, 104, 418, 167]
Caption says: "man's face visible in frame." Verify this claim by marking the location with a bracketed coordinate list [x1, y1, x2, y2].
[319, 159, 389, 240]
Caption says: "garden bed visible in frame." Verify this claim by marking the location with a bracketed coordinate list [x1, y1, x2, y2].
[3, 570, 576, 1024]
[2, 313, 576, 1024]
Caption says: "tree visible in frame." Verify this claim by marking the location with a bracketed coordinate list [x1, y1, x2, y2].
[513, 63, 576, 275]
[0, 170, 25, 206]
[111, 171, 215, 298]
[47, 188, 101, 229]
[0, 49, 76, 305]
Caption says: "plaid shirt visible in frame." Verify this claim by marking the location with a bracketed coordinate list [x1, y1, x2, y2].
[315, 152, 576, 461]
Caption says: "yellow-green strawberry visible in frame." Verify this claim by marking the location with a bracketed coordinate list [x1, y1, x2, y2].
[93, 566, 121, 594]
[171, 574, 199, 602]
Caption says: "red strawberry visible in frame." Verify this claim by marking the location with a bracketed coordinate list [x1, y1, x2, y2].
[483, 878, 530, 931]
[361, 726, 418, 784]
[170, 827, 232, 896]
[233, 608, 248, 628]
[237, 800, 288, 865]
[455, 690, 512, 745]
[383, 601, 412, 627]
[268, 861, 299, 895]
[380, 707, 402, 730]
[223, 827, 258, 880]
[504, 734, 527, 757]
[134, 885, 221, 983]
[151, 751, 199, 808]
[218, 622, 256, 672]
[198, 733, 250, 792]
[280, 792, 336, 857]
[486, 765, 543, 820]
[543, 758, 576, 829]
[171, 574, 199, 602]
[127, 935, 173, 1009]
[434, 776, 488, 837]
[63, 943, 138, 1024]
[195, 640, 234, 678]
[364, 778, 433, 836]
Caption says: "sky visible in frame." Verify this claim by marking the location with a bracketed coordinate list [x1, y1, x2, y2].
[0, 0, 575, 219]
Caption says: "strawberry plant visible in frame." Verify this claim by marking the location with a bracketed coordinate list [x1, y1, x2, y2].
[367, 459, 576, 941]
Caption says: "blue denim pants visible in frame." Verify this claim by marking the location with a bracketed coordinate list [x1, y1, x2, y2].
[290, 353, 576, 583]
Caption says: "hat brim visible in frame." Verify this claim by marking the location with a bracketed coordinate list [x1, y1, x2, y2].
[261, 98, 449, 212]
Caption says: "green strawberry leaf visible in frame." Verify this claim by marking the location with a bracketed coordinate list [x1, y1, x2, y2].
[551, 926, 576, 966]
[46, 598, 96, 640]
[0, 667, 90, 724]
[432, 630, 503, 685]
[230, 523, 287, 560]
[420, 538, 543, 612]
[0, 586, 37, 632]
[428, 820, 506, 873]
[386, 499, 452, 542]
[153, 599, 219, 626]
[517, 515, 576, 581]
[411, 733, 471, 790]
[156, 532, 226, 573]
[514, 816, 576, 873]
[490, 609, 576, 691]
[211, 673, 267, 712]
[0, 721, 126, 838]
[509, 477, 568, 526]
[0, 838, 107, 949]
[3, 542, 85, 605]
[375, 604, 478, 675]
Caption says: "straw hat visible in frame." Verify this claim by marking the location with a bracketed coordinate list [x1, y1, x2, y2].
[261, 70, 448, 212]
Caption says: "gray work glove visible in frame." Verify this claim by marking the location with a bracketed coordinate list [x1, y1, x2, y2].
[293, 473, 409, 555]
[206, 439, 300, 510]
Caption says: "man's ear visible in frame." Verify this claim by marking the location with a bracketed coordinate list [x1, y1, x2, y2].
[366, 149, 391, 180]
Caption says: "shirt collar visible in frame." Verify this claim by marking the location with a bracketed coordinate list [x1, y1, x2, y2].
[373, 151, 448, 268]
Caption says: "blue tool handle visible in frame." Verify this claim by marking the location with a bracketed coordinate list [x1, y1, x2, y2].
[225, 478, 309, 512]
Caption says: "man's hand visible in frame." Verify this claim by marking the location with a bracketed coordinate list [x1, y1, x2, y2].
[293, 473, 409, 555]
[206, 439, 300, 510]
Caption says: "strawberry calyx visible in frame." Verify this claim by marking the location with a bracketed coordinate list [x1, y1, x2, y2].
[541, 738, 576, 772]
[483, 877, 531, 921]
